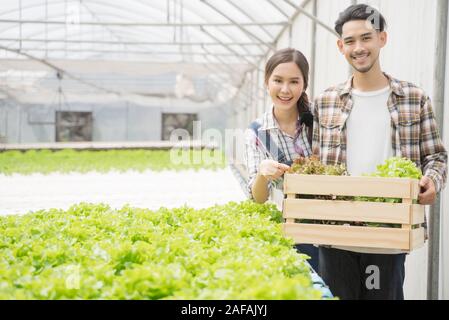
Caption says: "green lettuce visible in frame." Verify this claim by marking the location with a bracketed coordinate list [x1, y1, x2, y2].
[0, 201, 321, 300]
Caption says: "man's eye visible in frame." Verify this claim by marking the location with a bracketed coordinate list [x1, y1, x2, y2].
[345, 41, 353, 45]
[363, 37, 371, 41]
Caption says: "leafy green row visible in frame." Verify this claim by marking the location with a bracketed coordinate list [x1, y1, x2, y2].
[0, 149, 226, 175]
[0, 201, 322, 300]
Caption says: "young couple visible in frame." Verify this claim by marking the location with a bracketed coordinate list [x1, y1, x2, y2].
[245, 4, 447, 300]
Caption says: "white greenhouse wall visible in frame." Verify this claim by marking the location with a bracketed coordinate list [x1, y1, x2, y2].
[373, 0, 437, 97]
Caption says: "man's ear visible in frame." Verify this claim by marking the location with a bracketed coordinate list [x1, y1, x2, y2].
[337, 38, 344, 54]
[379, 31, 387, 48]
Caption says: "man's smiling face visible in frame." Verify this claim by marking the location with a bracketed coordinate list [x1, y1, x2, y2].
[337, 20, 387, 73]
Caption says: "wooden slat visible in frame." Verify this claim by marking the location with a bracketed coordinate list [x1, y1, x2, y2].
[411, 204, 425, 225]
[284, 199, 412, 224]
[284, 174, 416, 199]
[285, 194, 295, 223]
[283, 223, 411, 250]
[402, 198, 412, 231]
[410, 179, 420, 200]
[410, 227, 425, 250]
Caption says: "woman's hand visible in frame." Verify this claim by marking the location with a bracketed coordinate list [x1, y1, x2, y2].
[259, 159, 290, 181]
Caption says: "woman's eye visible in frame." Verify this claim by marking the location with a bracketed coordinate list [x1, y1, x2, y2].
[291, 81, 299, 84]
[274, 79, 282, 83]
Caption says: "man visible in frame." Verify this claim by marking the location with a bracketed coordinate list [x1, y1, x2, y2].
[312, 4, 447, 299]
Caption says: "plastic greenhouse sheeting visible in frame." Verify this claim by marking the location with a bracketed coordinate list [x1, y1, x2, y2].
[0, 0, 303, 104]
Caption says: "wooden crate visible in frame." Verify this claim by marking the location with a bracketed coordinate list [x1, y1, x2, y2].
[282, 174, 425, 252]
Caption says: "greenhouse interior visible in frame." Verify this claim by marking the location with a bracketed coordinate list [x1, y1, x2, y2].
[0, 0, 448, 301]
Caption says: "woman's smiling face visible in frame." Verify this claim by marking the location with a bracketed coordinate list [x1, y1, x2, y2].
[266, 61, 304, 111]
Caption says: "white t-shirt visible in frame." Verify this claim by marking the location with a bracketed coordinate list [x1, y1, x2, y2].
[333, 86, 405, 254]
[346, 86, 393, 176]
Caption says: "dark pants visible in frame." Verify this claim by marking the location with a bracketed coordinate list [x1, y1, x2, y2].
[318, 247, 406, 300]
[295, 244, 319, 272]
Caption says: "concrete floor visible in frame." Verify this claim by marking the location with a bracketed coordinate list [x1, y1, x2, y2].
[0, 167, 247, 215]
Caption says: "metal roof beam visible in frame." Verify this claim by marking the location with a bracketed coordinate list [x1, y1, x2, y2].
[265, 0, 289, 18]
[199, 0, 275, 51]
[283, 0, 338, 36]
[0, 38, 269, 46]
[274, 0, 309, 46]
[199, 26, 260, 69]
[0, 19, 287, 27]
[12, 47, 263, 58]
[225, 0, 274, 40]
[200, 45, 243, 74]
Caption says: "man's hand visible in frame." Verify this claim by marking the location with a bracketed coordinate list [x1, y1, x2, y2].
[418, 176, 436, 205]
[259, 159, 290, 181]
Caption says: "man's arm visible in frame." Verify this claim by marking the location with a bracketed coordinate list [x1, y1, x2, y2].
[419, 95, 447, 203]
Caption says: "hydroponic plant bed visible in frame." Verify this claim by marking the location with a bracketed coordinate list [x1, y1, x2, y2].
[0, 149, 225, 175]
[0, 201, 325, 300]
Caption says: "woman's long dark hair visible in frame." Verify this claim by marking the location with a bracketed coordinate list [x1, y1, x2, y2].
[264, 48, 313, 144]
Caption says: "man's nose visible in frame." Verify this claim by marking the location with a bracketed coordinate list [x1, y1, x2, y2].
[354, 41, 365, 53]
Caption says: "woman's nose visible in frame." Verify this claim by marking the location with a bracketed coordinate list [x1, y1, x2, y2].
[280, 83, 289, 92]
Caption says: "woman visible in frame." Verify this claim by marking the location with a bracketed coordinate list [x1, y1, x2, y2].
[244, 48, 318, 270]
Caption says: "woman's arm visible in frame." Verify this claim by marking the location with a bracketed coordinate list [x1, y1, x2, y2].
[251, 172, 270, 203]
[251, 160, 290, 203]
[244, 127, 289, 203]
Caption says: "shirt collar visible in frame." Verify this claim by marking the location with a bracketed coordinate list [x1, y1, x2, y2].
[339, 72, 405, 97]
[260, 105, 300, 131]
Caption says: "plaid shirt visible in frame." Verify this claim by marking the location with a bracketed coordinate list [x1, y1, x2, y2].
[312, 73, 447, 193]
[245, 106, 312, 197]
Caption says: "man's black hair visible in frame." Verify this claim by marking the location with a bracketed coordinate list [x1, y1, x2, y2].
[335, 4, 387, 37]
